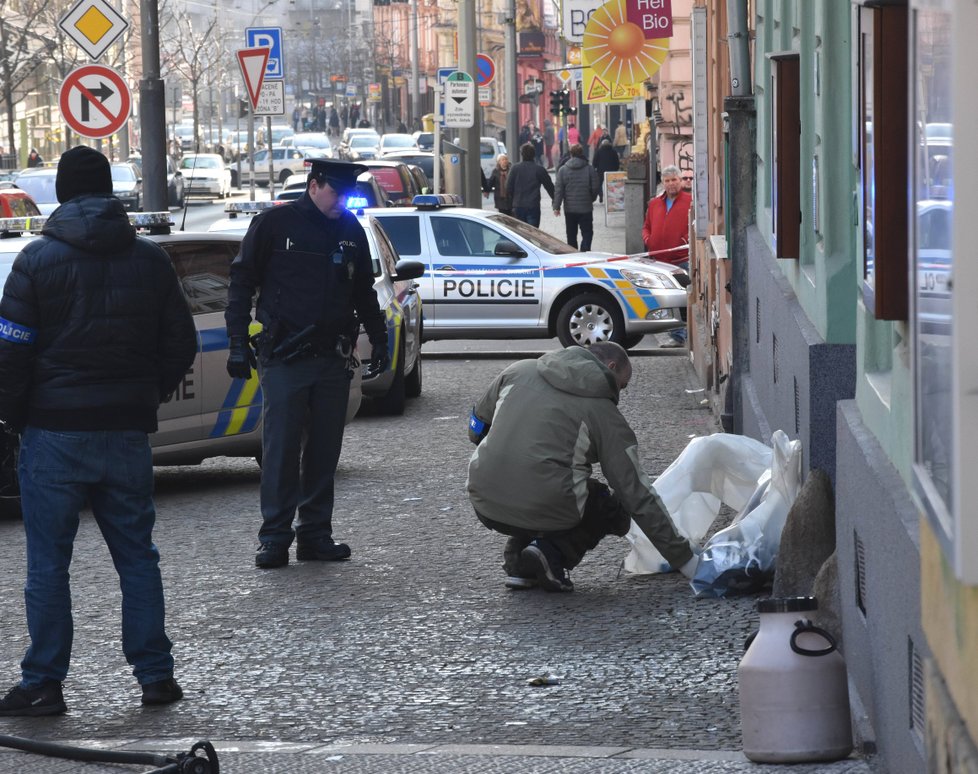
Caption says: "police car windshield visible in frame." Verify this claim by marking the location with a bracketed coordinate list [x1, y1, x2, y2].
[486, 213, 579, 254]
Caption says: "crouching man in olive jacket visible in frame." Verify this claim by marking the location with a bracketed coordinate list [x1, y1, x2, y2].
[466, 342, 696, 592]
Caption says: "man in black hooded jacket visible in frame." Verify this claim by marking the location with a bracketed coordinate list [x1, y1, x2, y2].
[0, 146, 197, 716]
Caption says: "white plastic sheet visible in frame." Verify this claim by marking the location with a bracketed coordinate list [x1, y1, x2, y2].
[623, 433, 774, 575]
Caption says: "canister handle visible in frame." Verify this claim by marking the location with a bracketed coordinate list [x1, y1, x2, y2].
[789, 619, 837, 657]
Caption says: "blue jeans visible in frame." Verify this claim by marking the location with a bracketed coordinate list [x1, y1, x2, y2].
[514, 207, 541, 228]
[258, 355, 351, 546]
[17, 427, 173, 688]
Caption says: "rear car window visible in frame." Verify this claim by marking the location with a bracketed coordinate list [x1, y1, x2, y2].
[374, 215, 422, 256]
[370, 168, 407, 198]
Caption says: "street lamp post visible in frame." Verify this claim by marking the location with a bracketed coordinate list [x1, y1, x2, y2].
[139, 0, 168, 212]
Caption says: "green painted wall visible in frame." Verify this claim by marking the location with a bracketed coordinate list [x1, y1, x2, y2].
[753, 0, 912, 482]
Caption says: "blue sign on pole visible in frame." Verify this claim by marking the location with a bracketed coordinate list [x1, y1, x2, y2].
[245, 27, 284, 79]
[436, 67, 456, 120]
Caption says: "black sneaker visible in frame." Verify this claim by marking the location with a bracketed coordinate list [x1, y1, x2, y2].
[521, 539, 574, 592]
[296, 539, 351, 561]
[255, 542, 289, 569]
[0, 682, 67, 716]
[141, 677, 183, 706]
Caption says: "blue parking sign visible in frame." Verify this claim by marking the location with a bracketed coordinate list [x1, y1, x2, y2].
[245, 27, 283, 79]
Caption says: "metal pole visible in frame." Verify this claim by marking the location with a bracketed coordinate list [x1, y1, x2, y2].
[410, 0, 420, 127]
[139, 0, 168, 211]
[504, 0, 518, 161]
[726, 0, 752, 97]
[458, 0, 481, 207]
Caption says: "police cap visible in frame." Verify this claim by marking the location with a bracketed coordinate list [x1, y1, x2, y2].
[307, 158, 368, 195]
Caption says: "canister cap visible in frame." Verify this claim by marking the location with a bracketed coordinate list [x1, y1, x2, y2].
[756, 596, 818, 613]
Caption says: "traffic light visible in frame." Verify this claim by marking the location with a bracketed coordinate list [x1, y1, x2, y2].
[238, 98, 250, 118]
[549, 90, 562, 116]
[559, 89, 572, 115]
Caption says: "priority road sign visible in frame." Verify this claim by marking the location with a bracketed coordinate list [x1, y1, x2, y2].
[245, 27, 284, 79]
[58, 63, 131, 139]
[59, 0, 129, 62]
[237, 47, 270, 110]
[443, 70, 475, 129]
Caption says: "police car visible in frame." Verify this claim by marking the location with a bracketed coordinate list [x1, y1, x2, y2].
[209, 201, 425, 413]
[0, 212, 365, 516]
[367, 195, 688, 348]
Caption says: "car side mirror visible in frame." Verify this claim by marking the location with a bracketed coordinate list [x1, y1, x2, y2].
[392, 259, 425, 281]
[494, 240, 527, 259]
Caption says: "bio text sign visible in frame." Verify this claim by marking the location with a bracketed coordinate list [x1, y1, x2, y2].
[625, 0, 673, 38]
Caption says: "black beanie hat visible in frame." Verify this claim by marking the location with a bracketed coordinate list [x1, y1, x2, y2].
[56, 145, 113, 203]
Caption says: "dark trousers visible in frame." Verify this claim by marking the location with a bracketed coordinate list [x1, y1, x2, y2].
[477, 480, 631, 573]
[514, 206, 541, 227]
[257, 355, 351, 546]
[564, 211, 594, 251]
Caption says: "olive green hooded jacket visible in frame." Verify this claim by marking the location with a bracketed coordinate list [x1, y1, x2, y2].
[466, 346, 692, 568]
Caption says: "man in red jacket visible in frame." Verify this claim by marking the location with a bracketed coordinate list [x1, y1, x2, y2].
[642, 165, 691, 347]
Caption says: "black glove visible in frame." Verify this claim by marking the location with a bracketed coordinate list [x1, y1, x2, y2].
[226, 334, 257, 379]
[366, 341, 389, 377]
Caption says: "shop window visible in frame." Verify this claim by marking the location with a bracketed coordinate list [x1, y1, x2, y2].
[858, 4, 908, 320]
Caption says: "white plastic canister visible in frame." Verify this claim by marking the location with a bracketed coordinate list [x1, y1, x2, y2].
[738, 596, 853, 763]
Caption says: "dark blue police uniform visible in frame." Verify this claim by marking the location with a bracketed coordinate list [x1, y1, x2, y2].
[226, 161, 386, 568]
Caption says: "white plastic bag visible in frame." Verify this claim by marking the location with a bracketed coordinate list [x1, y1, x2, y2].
[622, 433, 774, 575]
[690, 430, 803, 597]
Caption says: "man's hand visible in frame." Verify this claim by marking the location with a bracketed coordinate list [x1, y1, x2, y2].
[554, 209, 560, 216]
[226, 334, 256, 379]
[366, 341, 389, 377]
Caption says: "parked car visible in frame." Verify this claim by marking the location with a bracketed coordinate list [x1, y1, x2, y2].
[237, 147, 331, 186]
[207, 201, 424, 412]
[179, 153, 232, 199]
[379, 151, 442, 192]
[341, 128, 381, 145]
[378, 133, 419, 157]
[360, 159, 422, 205]
[368, 194, 688, 348]
[110, 162, 142, 211]
[258, 124, 295, 148]
[412, 131, 434, 151]
[128, 154, 185, 208]
[337, 133, 381, 161]
[11, 167, 60, 215]
[0, 211, 364, 517]
[280, 133, 334, 155]
[273, 172, 392, 208]
[0, 189, 40, 218]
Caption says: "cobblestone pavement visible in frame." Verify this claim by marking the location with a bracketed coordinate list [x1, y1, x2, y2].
[0, 201, 874, 772]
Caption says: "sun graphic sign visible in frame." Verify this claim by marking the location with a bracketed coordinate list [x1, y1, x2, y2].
[581, 0, 671, 84]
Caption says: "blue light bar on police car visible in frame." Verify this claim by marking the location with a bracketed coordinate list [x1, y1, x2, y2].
[412, 194, 463, 209]
[346, 196, 368, 209]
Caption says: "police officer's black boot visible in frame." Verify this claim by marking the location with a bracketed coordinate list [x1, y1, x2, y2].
[295, 539, 351, 561]
[256, 542, 289, 569]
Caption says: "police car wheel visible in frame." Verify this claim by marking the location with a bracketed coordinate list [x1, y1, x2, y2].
[555, 291, 625, 348]
[405, 351, 422, 398]
[622, 333, 645, 350]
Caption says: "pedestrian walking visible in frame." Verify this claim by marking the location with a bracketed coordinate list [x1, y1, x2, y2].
[467, 342, 697, 592]
[642, 164, 692, 347]
[612, 121, 629, 160]
[592, 137, 621, 204]
[681, 169, 694, 193]
[553, 143, 599, 250]
[0, 146, 197, 715]
[225, 159, 389, 570]
[567, 120, 580, 147]
[485, 153, 513, 216]
[587, 123, 607, 161]
[27, 148, 43, 167]
[328, 107, 340, 137]
[506, 142, 555, 227]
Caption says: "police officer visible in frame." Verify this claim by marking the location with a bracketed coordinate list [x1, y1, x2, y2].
[225, 158, 389, 569]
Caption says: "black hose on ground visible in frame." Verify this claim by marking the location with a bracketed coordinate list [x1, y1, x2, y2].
[0, 735, 219, 773]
